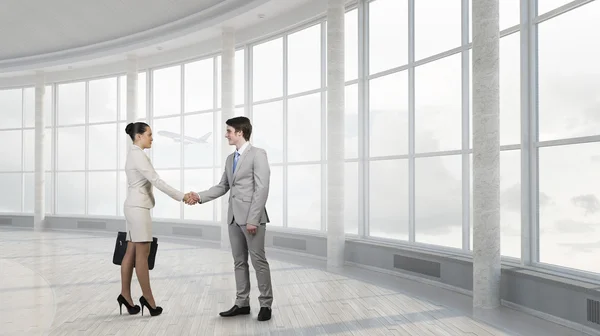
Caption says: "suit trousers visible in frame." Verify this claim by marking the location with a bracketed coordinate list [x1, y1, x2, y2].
[229, 222, 273, 308]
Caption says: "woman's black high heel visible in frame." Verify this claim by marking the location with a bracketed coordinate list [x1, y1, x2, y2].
[139, 296, 163, 316]
[117, 294, 141, 315]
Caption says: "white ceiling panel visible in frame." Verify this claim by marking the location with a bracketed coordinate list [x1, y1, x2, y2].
[0, 0, 225, 60]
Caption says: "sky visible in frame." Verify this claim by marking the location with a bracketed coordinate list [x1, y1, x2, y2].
[0, 0, 598, 274]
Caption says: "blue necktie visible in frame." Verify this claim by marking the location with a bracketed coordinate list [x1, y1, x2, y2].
[232, 151, 240, 173]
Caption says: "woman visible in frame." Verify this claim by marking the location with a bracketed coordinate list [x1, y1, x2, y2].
[118, 122, 196, 317]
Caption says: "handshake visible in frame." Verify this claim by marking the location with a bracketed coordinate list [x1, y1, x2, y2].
[183, 192, 200, 205]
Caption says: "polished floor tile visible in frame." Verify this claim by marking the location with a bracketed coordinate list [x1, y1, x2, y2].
[0, 228, 591, 335]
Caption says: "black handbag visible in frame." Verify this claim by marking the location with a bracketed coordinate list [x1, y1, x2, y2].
[112, 231, 158, 270]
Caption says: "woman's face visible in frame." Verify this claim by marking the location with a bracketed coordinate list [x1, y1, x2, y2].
[135, 126, 153, 149]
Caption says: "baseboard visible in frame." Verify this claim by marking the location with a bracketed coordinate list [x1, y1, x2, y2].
[345, 261, 473, 297]
[501, 300, 600, 336]
[266, 245, 327, 262]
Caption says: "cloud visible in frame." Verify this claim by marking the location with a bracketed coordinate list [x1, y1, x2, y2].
[554, 219, 598, 234]
[571, 194, 600, 215]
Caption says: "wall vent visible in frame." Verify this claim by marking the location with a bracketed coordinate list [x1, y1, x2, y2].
[172, 227, 203, 237]
[393, 254, 441, 278]
[588, 299, 600, 324]
[273, 236, 307, 251]
[77, 221, 106, 230]
[0, 218, 12, 226]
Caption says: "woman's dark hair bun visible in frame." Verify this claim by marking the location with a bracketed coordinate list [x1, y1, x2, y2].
[125, 122, 149, 141]
[125, 123, 134, 135]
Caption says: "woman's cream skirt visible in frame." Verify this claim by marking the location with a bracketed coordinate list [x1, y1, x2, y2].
[124, 206, 153, 242]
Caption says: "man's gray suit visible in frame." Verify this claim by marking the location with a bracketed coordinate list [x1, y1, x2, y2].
[197, 143, 273, 308]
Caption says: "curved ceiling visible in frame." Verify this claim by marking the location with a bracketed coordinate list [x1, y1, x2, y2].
[0, 0, 226, 60]
[0, 0, 328, 83]
[0, 0, 311, 74]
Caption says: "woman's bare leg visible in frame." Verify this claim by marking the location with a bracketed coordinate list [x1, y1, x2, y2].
[134, 242, 156, 308]
[120, 241, 136, 305]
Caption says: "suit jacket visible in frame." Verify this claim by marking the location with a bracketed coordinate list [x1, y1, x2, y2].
[124, 144, 184, 209]
[198, 143, 270, 225]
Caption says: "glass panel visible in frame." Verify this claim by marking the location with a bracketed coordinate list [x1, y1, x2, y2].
[183, 113, 214, 167]
[288, 164, 321, 230]
[89, 123, 117, 170]
[88, 172, 117, 215]
[252, 38, 283, 101]
[538, 2, 600, 141]
[288, 24, 321, 95]
[57, 126, 85, 171]
[369, 0, 409, 74]
[56, 172, 85, 214]
[0, 173, 22, 212]
[369, 159, 409, 241]
[252, 101, 283, 164]
[0, 88, 23, 129]
[152, 117, 181, 169]
[415, 155, 462, 249]
[153, 65, 181, 117]
[183, 168, 214, 221]
[415, 54, 462, 153]
[185, 58, 214, 112]
[58, 82, 85, 125]
[88, 77, 118, 123]
[369, 71, 409, 157]
[287, 93, 321, 162]
[539, 142, 600, 273]
[415, 0, 461, 60]
[0, 130, 22, 171]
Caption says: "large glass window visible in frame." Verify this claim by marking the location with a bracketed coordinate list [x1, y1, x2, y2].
[539, 143, 600, 273]
[288, 24, 321, 95]
[288, 164, 321, 230]
[88, 172, 117, 216]
[415, 155, 462, 249]
[369, 0, 409, 74]
[185, 58, 214, 112]
[183, 169, 214, 221]
[287, 93, 321, 163]
[415, 0, 461, 60]
[253, 38, 283, 102]
[252, 101, 284, 164]
[0, 89, 23, 129]
[56, 172, 85, 214]
[57, 126, 85, 171]
[369, 159, 409, 240]
[88, 77, 117, 123]
[153, 65, 181, 117]
[369, 71, 409, 157]
[538, 2, 600, 141]
[0, 173, 22, 212]
[415, 54, 462, 153]
[58, 82, 86, 125]
[0, 130, 22, 171]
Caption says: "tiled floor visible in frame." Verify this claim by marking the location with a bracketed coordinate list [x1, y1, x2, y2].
[0, 228, 591, 335]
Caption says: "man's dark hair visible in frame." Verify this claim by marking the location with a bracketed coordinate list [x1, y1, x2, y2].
[226, 116, 252, 141]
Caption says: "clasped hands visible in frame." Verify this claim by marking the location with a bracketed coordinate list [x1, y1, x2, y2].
[183, 192, 200, 205]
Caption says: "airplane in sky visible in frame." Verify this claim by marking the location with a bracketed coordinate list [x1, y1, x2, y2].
[157, 130, 212, 145]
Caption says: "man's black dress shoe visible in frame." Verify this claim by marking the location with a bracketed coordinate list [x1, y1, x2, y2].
[219, 305, 250, 317]
[257, 307, 272, 321]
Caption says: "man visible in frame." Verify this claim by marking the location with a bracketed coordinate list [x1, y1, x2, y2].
[190, 116, 273, 321]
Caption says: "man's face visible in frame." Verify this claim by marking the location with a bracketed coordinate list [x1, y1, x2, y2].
[225, 126, 243, 146]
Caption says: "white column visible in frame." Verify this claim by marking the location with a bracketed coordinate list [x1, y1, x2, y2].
[472, 0, 500, 309]
[126, 55, 138, 126]
[221, 27, 235, 250]
[34, 71, 46, 231]
[326, 0, 345, 269]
